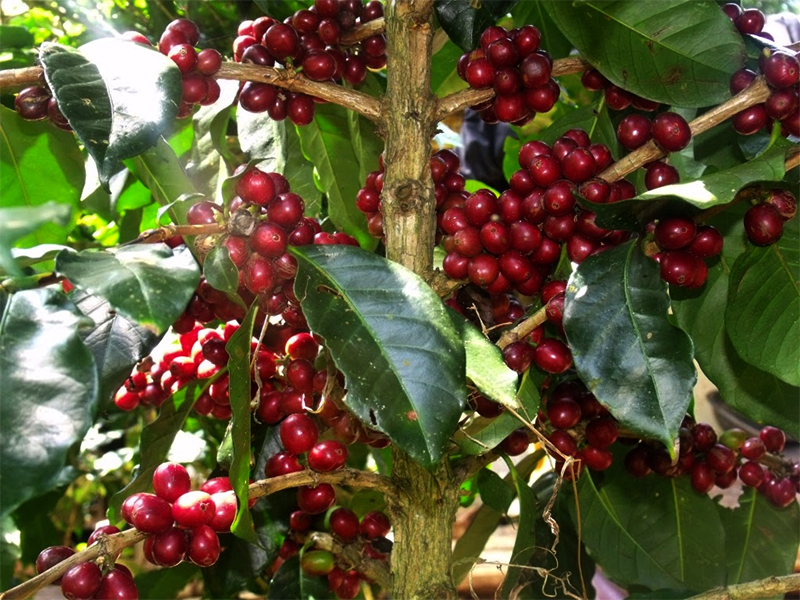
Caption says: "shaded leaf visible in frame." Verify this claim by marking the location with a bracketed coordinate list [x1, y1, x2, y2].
[0, 202, 72, 276]
[0, 106, 83, 248]
[543, 1, 744, 107]
[726, 217, 799, 386]
[431, 38, 467, 98]
[563, 240, 695, 451]
[717, 488, 800, 585]
[572, 457, 727, 593]
[509, 1, 572, 59]
[135, 562, 199, 600]
[286, 124, 322, 218]
[291, 245, 466, 468]
[71, 289, 161, 410]
[435, 0, 519, 52]
[586, 140, 789, 231]
[56, 244, 200, 335]
[238, 106, 287, 174]
[477, 468, 514, 513]
[0, 288, 97, 518]
[204, 245, 240, 296]
[0, 25, 34, 48]
[39, 40, 181, 184]
[268, 555, 332, 600]
[500, 458, 539, 598]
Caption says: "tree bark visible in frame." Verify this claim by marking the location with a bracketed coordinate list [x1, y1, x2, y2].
[380, 1, 460, 598]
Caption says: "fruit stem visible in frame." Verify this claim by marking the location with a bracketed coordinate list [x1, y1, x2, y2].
[496, 304, 548, 350]
[684, 572, 800, 600]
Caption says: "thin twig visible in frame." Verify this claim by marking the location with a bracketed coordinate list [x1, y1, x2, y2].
[340, 17, 385, 45]
[685, 573, 800, 600]
[248, 467, 396, 500]
[496, 305, 548, 350]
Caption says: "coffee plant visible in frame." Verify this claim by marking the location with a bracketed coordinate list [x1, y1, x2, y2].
[1, 1, 798, 599]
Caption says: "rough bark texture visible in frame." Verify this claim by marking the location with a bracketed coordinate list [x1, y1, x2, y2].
[381, 2, 460, 598]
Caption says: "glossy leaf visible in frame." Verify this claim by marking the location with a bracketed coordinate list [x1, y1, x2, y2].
[203, 528, 271, 599]
[204, 245, 239, 296]
[544, 1, 744, 107]
[477, 468, 514, 513]
[227, 302, 258, 543]
[571, 457, 726, 593]
[563, 240, 695, 452]
[295, 103, 374, 249]
[291, 245, 466, 468]
[0, 106, 83, 247]
[717, 488, 800, 585]
[0, 202, 72, 276]
[108, 382, 198, 523]
[726, 217, 799, 387]
[0, 288, 98, 518]
[586, 140, 789, 231]
[55, 244, 200, 335]
[671, 255, 799, 438]
[500, 457, 539, 598]
[435, 0, 519, 52]
[268, 555, 332, 600]
[71, 289, 161, 410]
[238, 107, 287, 175]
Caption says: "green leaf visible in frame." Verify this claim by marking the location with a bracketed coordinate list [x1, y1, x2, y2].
[509, 1, 573, 59]
[227, 302, 258, 544]
[295, 103, 374, 249]
[126, 136, 198, 226]
[55, 244, 200, 335]
[563, 240, 696, 452]
[0, 25, 34, 48]
[238, 106, 288, 174]
[135, 562, 199, 600]
[543, 1, 744, 107]
[39, 40, 181, 184]
[0, 515, 20, 591]
[572, 457, 727, 593]
[451, 452, 541, 585]
[0, 202, 72, 276]
[717, 488, 800, 585]
[286, 124, 322, 218]
[268, 555, 333, 600]
[0, 106, 83, 245]
[726, 217, 799, 387]
[476, 468, 514, 513]
[671, 241, 799, 438]
[347, 96, 383, 191]
[108, 382, 198, 523]
[435, 0, 519, 52]
[431, 38, 468, 98]
[587, 140, 789, 231]
[204, 245, 240, 296]
[0, 288, 98, 518]
[71, 289, 161, 410]
[204, 531, 271, 599]
[500, 457, 539, 598]
[291, 245, 466, 468]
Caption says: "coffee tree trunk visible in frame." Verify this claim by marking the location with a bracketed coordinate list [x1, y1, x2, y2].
[381, 2, 460, 598]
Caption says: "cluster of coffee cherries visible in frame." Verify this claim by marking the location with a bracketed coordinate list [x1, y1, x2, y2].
[720, 4, 800, 137]
[12, 85, 70, 129]
[276, 508, 392, 599]
[647, 216, 724, 288]
[233, 0, 385, 125]
[743, 187, 797, 246]
[457, 24, 559, 125]
[580, 67, 662, 112]
[34, 542, 138, 600]
[626, 420, 799, 508]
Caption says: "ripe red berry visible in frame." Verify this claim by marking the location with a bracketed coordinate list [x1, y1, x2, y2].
[265, 451, 304, 477]
[360, 511, 391, 539]
[94, 567, 138, 600]
[617, 114, 652, 150]
[15, 86, 51, 120]
[744, 203, 784, 246]
[735, 8, 765, 35]
[308, 440, 348, 472]
[152, 462, 191, 503]
[61, 563, 103, 600]
[547, 397, 582, 430]
[548, 430, 578, 457]
[128, 492, 174, 533]
[280, 413, 319, 454]
[733, 104, 768, 135]
[690, 462, 716, 493]
[187, 525, 221, 566]
[738, 461, 766, 488]
[654, 217, 696, 250]
[236, 168, 276, 206]
[330, 507, 360, 541]
[36, 546, 75, 583]
[582, 446, 613, 471]
[760, 426, 786, 453]
[173, 490, 216, 528]
[651, 112, 691, 152]
[297, 483, 336, 514]
[499, 428, 530, 456]
[533, 338, 572, 373]
[585, 416, 619, 449]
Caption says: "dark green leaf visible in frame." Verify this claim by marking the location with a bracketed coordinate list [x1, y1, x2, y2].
[500, 458, 539, 598]
[476, 468, 514, 513]
[671, 250, 799, 439]
[126, 137, 198, 226]
[717, 488, 800, 585]
[543, 1, 744, 107]
[509, 1, 573, 59]
[227, 302, 259, 543]
[135, 562, 199, 600]
[0, 202, 72, 276]
[295, 103, 374, 249]
[0, 515, 20, 591]
[268, 555, 333, 600]
[238, 107, 288, 174]
[286, 124, 323, 218]
[291, 245, 466, 468]
[347, 95, 383, 191]
[55, 244, 200, 335]
[71, 289, 161, 410]
[572, 457, 726, 593]
[431, 38, 467, 98]
[39, 40, 181, 184]
[726, 217, 799, 387]
[0, 25, 34, 48]
[452, 452, 541, 585]
[435, 0, 519, 52]
[587, 140, 789, 231]
[204, 245, 240, 296]
[204, 532, 271, 599]
[0, 288, 98, 518]
[0, 106, 83, 247]
[108, 382, 197, 523]
[563, 240, 696, 452]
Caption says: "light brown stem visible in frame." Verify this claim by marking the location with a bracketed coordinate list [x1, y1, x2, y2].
[248, 468, 395, 500]
[597, 77, 772, 183]
[340, 17, 386, 45]
[0, 66, 45, 90]
[686, 573, 800, 600]
[496, 305, 548, 350]
[434, 56, 590, 122]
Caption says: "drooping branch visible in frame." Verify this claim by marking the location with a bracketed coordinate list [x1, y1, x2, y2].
[686, 573, 800, 600]
[434, 56, 590, 122]
[307, 532, 392, 589]
[597, 77, 772, 183]
[248, 467, 396, 500]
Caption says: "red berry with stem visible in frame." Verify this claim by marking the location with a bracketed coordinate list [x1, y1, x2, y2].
[651, 112, 691, 152]
[548, 430, 578, 457]
[129, 492, 174, 533]
[236, 168, 276, 206]
[735, 8, 765, 35]
[502, 340, 535, 373]
[733, 104, 768, 135]
[659, 251, 701, 287]
[36, 546, 75, 583]
[738, 461, 766, 487]
[173, 490, 216, 528]
[707, 443, 737, 474]
[197, 48, 222, 75]
[499, 428, 530, 456]
[654, 216, 696, 250]
[94, 568, 138, 600]
[151, 527, 189, 567]
[692, 423, 718, 452]
[265, 451, 304, 477]
[740, 437, 766, 460]
[690, 462, 715, 493]
[617, 114, 652, 150]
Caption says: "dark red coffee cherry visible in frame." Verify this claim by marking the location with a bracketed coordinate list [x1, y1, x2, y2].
[297, 483, 336, 514]
[330, 507, 360, 541]
[128, 492, 174, 533]
[280, 412, 319, 454]
[644, 161, 680, 190]
[15, 86, 51, 120]
[659, 251, 701, 287]
[654, 216, 696, 250]
[548, 430, 578, 457]
[533, 338, 572, 374]
[61, 562, 103, 600]
[738, 461, 766, 488]
[152, 462, 191, 503]
[735, 8, 765, 35]
[763, 51, 800, 90]
[36, 546, 75, 583]
[651, 112, 691, 152]
[308, 440, 348, 472]
[187, 525, 221, 567]
[617, 114, 652, 150]
[173, 490, 216, 528]
[688, 225, 724, 258]
[585, 416, 619, 449]
[582, 446, 614, 471]
[744, 203, 784, 246]
[360, 510, 391, 539]
[760, 425, 786, 453]
[732, 104, 768, 135]
[502, 340, 535, 373]
[265, 451, 304, 477]
[499, 428, 530, 456]
[547, 397, 582, 430]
